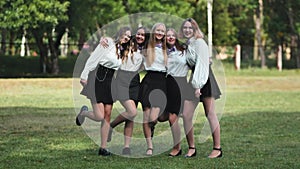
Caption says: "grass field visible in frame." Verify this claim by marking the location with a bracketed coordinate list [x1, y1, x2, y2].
[0, 68, 300, 169]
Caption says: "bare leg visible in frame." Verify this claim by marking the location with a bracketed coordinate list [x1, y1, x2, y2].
[203, 97, 221, 158]
[143, 108, 153, 155]
[107, 100, 137, 143]
[182, 100, 197, 156]
[146, 107, 160, 155]
[81, 102, 105, 121]
[124, 120, 134, 148]
[111, 100, 137, 128]
[100, 104, 112, 149]
[121, 100, 137, 149]
[168, 113, 181, 156]
[149, 107, 160, 124]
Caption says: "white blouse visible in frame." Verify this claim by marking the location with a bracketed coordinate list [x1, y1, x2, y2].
[119, 49, 143, 72]
[186, 37, 209, 89]
[80, 37, 122, 80]
[167, 47, 189, 77]
[143, 47, 167, 72]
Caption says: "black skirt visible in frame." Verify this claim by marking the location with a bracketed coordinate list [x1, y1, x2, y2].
[199, 66, 221, 101]
[186, 66, 221, 102]
[139, 71, 167, 111]
[114, 69, 140, 106]
[80, 65, 116, 104]
[166, 76, 189, 115]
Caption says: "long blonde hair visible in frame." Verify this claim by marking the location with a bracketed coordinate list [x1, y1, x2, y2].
[145, 23, 168, 66]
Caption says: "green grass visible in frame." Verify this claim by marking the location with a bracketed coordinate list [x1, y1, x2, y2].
[0, 69, 300, 169]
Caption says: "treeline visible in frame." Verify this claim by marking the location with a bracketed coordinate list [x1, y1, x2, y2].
[1, 0, 300, 74]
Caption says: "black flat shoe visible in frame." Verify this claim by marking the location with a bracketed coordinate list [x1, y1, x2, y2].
[122, 147, 131, 155]
[98, 148, 111, 156]
[184, 147, 196, 158]
[208, 147, 222, 158]
[168, 149, 182, 157]
[76, 105, 88, 126]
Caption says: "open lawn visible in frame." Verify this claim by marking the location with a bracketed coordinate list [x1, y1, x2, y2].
[0, 68, 300, 169]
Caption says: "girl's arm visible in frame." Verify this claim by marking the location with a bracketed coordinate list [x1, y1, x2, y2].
[80, 44, 107, 80]
[191, 39, 209, 89]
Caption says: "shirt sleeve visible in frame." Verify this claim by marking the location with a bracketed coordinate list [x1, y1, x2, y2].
[80, 44, 106, 80]
[191, 39, 209, 89]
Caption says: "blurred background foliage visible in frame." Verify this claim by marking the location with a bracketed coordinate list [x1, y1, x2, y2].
[1, 0, 300, 76]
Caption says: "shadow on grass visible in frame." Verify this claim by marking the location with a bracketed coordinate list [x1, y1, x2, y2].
[0, 107, 299, 168]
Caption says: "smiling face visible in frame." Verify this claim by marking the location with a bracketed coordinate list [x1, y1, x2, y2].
[182, 21, 194, 39]
[120, 30, 131, 44]
[166, 30, 176, 46]
[135, 28, 145, 44]
[154, 24, 165, 41]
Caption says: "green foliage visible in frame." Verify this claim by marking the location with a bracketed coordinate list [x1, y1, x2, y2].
[0, 0, 69, 29]
[213, 2, 237, 45]
[264, 0, 300, 45]
[1, 0, 300, 73]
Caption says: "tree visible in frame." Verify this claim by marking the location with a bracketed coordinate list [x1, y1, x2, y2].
[254, 0, 266, 68]
[0, 0, 70, 74]
[265, 0, 300, 68]
[67, 0, 127, 51]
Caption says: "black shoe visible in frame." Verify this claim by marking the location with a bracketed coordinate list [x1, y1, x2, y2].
[107, 127, 113, 142]
[208, 147, 222, 158]
[98, 148, 111, 156]
[184, 147, 196, 158]
[122, 147, 131, 155]
[168, 149, 182, 157]
[76, 105, 88, 126]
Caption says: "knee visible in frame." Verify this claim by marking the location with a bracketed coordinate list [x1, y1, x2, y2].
[128, 109, 137, 118]
[168, 114, 178, 124]
[94, 111, 104, 121]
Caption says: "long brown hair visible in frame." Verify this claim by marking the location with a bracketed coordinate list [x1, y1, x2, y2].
[113, 26, 131, 61]
[145, 23, 168, 66]
[127, 26, 150, 63]
[179, 18, 204, 40]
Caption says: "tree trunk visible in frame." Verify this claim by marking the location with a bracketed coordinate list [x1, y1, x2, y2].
[0, 29, 7, 55]
[47, 32, 59, 74]
[9, 31, 15, 56]
[254, 0, 266, 68]
[78, 28, 86, 51]
[32, 30, 48, 73]
[287, 6, 300, 68]
[207, 0, 213, 57]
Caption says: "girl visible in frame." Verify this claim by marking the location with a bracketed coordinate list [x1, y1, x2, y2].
[179, 18, 222, 158]
[164, 28, 189, 157]
[139, 23, 168, 156]
[104, 27, 149, 155]
[76, 26, 131, 156]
